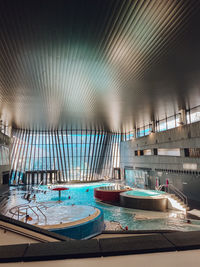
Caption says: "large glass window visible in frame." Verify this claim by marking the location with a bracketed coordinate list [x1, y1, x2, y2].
[123, 106, 200, 141]
[158, 119, 167, 132]
[190, 106, 200, 123]
[124, 168, 147, 188]
[137, 127, 144, 137]
[10, 130, 121, 184]
[144, 125, 151, 136]
[167, 116, 176, 129]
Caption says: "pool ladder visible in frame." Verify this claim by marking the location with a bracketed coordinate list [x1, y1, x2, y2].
[7, 203, 48, 225]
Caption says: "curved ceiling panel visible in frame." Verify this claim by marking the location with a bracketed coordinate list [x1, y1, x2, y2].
[0, 0, 200, 131]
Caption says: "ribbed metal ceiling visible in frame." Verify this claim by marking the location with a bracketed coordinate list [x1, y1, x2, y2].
[0, 0, 200, 131]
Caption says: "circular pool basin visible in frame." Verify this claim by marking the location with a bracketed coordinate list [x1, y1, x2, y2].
[94, 185, 131, 202]
[36, 205, 104, 239]
[120, 189, 168, 211]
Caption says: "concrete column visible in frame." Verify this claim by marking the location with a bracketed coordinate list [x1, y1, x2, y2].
[150, 120, 155, 133]
[179, 109, 186, 125]
[133, 128, 136, 138]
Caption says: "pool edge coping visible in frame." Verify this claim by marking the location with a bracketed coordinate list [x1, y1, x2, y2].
[2, 230, 200, 263]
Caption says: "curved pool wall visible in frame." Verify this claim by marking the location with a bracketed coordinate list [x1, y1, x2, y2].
[49, 208, 104, 240]
[120, 190, 168, 212]
[94, 185, 130, 202]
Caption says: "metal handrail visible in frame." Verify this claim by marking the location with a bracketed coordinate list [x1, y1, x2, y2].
[36, 206, 47, 224]
[10, 205, 39, 223]
[168, 184, 188, 206]
[25, 206, 40, 224]
[9, 206, 26, 218]
[156, 183, 188, 205]
[169, 186, 185, 203]
[8, 203, 48, 224]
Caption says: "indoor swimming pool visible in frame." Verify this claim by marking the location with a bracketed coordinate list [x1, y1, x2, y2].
[1, 182, 200, 232]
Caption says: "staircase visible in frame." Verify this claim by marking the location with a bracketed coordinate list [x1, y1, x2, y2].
[166, 193, 189, 213]
[157, 184, 189, 213]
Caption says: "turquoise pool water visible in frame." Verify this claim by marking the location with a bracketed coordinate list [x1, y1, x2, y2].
[124, 189, 166, 197]
[2, 182, 200, 232]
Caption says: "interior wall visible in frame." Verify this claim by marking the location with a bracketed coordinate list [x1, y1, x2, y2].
[120, 121, 200, 205]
